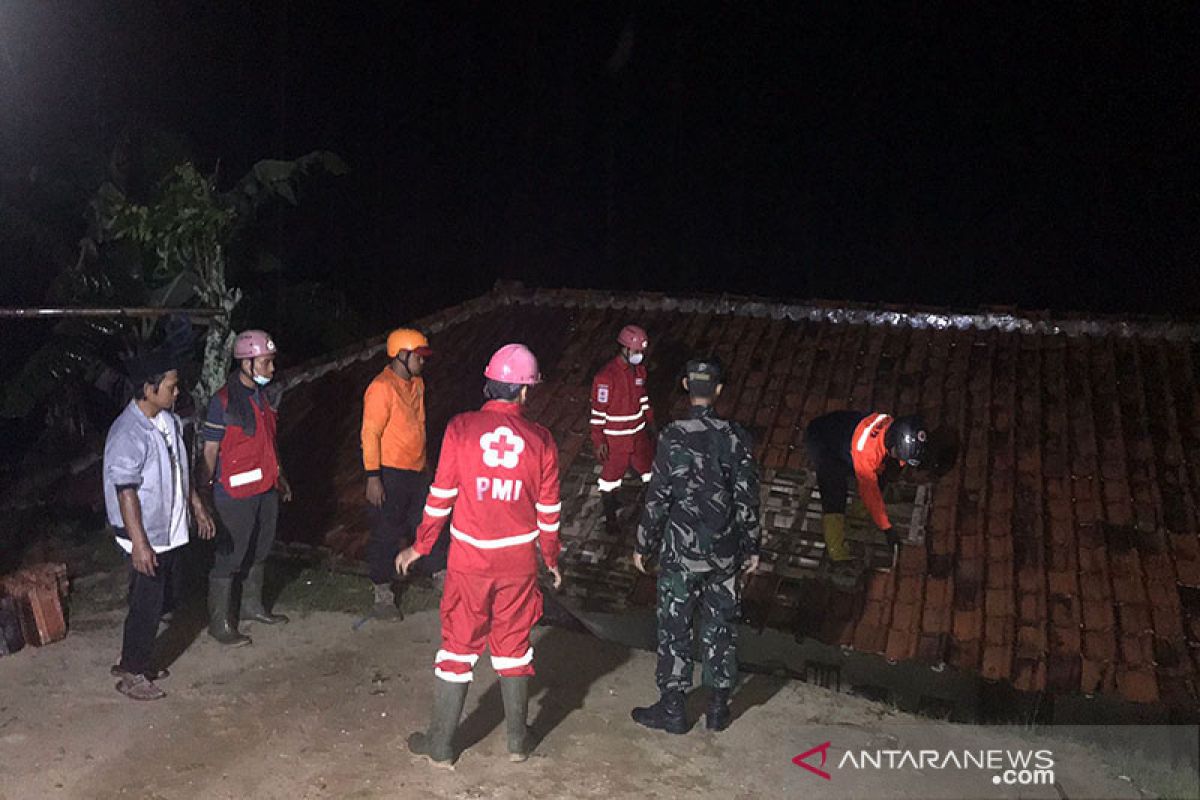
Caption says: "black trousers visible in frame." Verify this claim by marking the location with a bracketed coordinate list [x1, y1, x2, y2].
[119, 545, 180, 675]
[211, 490, 278, 580]
[804, 411, 862, 515]
[366, 467, 448, 584]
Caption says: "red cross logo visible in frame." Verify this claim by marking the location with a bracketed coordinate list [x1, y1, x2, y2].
[480, 426, 525, 469]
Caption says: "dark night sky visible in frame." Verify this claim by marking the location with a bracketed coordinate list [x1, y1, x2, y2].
[2, 2, 1199, 326]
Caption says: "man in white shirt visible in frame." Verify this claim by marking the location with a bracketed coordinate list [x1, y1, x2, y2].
[103, 350, 214, 700]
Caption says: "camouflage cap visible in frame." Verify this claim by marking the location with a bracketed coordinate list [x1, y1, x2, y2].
[685, 359, 722, 384]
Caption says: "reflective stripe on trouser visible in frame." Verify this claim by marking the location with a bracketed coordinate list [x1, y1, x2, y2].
[655, 569, 740, 692]
[436, 570, 543, 679]
[597, 431, 654, 488]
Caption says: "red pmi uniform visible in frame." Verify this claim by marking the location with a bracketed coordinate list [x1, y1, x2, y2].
[413, 399, 562, 682]
[590, 356, 655, 491]
[850, 412, 894, 531]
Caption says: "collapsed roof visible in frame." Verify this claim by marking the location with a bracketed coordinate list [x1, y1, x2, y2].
[277, 282, 1200, 711]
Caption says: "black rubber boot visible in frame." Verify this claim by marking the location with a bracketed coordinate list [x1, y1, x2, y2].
[500, 676, 531, 762]
[240, 563, 289, 624]
[371, 582, 404, 620]
[631, 690, 688, 734]
[408, 678, 469, 769]
[207, 577, 251, 646]
[705, 688, 732, 731]
[602, 491, 620, 534]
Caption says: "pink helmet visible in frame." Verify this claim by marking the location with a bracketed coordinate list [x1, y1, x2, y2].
[617, 324, 648, 350]
[484, 343, 541, 385]
[233, 329, 277, 359]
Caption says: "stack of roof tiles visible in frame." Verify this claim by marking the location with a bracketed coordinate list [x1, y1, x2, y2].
[277, 283, 1200, 710]
[0, 562, 69, 650]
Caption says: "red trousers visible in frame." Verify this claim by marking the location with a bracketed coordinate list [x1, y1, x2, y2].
[597, 431, 654, 492]
[433, 570, 543, 682]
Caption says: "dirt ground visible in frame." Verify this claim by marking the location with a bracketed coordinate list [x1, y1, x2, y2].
[0, 569, 1183, 800]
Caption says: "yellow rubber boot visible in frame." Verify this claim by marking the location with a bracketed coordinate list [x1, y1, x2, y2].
[822, 513, 851, 563]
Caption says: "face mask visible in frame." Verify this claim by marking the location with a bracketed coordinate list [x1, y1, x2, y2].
[628, 352, 644, 365]
[253, 374, 271, 387]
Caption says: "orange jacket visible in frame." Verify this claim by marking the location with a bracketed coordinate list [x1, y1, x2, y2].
[361, 368, 426, 473]
[851, 412, 894, 530]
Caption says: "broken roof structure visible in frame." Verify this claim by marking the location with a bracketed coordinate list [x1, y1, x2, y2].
[277, 282, 1200, 715]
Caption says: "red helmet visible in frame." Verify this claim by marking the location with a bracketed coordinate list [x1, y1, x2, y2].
[484, 344, 541, 385]
[617, 324, 648, 350]
[233, 329, 276, 359]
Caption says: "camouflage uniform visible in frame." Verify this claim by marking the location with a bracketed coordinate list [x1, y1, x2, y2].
[635, 404, 761, 693]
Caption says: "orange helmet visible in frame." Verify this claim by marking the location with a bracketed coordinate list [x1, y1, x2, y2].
[386, 328, 432, 359]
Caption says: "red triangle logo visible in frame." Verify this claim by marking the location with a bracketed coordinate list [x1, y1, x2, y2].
[793, 741, 833, 780]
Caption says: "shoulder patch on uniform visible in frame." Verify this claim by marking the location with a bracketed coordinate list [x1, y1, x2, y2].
[596, 385, 609, 403]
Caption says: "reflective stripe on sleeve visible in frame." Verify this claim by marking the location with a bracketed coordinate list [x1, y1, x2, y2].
[855, 414, 890, 452]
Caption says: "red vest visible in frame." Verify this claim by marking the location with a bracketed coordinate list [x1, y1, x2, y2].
[216, 387, 280, 499]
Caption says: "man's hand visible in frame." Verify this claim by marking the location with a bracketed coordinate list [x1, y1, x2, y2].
[883, 528, 900, 571]
[633, 552, 648, 574]
[193, 498, 216, 540]
[131, 542, 158, 577]
[277, 474, 294, 503]
[395, 546, 422, 577]
[595, 439, 609, 464]
[742, 554, 760, 575]
[546, 565, 562, 590]
[365, 476, 386, 508]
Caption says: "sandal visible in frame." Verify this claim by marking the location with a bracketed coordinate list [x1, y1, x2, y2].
[110, 664, 170, 681]
[115, 672, 166, 701]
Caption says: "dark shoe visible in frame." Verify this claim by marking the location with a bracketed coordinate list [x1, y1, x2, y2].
[371, 583, 404, 620]
[115, 672, 166, 701]
[825, 558, 861, 588]
[240, 563, 289, 624]
[705, 688, 732, 731]
[111, 664, 170, 681]
[208, 577, 252, 647]
[408, 678, 469, 768]
[631, 690, 688, 734]
[500, 676, 531, 762]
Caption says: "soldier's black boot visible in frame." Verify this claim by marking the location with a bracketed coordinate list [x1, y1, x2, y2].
[240, 563, 289, 624]
[408, 678, 469, 769]
[500, 676, 531, 762]
[207, 578, 252, 646]
[705, 688, 732, 731]
[601, 491, 620, 534]
[631, 690, 688, 734]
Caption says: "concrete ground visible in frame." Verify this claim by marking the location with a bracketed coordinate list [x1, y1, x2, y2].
[0, 571, 1183, 800]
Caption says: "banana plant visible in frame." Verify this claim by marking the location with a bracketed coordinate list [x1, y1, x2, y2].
[1, 150, 348, 458]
